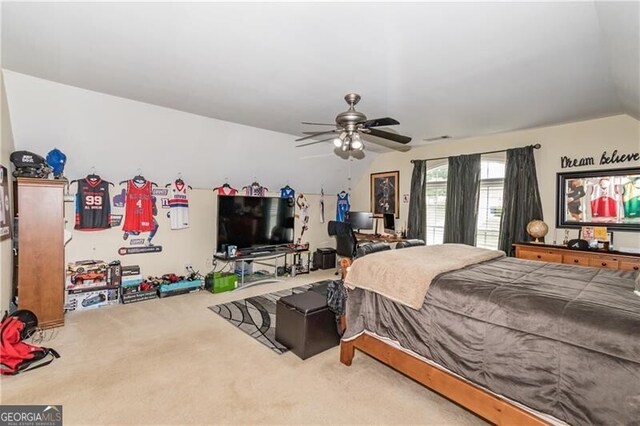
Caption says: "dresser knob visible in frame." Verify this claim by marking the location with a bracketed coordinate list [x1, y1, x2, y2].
[574, 259, 579, 263]
[536, 255, 541, 259]
[601, 262, 607, 267]
[634, 266, 639, 271]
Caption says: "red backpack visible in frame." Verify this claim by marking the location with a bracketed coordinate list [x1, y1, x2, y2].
[0, 310, 60, 375]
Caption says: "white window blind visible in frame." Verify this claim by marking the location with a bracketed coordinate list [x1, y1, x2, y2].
[425, 159, 505, 249]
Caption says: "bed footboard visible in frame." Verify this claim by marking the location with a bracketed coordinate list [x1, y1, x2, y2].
[342, 334, 548, 426]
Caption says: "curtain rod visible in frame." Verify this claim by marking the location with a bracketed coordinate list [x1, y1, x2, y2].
[410, 143, 542, 164]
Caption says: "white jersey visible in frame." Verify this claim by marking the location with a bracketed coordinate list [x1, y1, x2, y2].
[168, 181, 189, 229]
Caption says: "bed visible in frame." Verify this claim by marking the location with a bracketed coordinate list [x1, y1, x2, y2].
[340, 245, 640, 425]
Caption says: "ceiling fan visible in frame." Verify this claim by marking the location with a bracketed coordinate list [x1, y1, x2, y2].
[295, 93, 412, 153]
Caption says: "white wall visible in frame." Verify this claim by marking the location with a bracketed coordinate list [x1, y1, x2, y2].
[0, 79, 14, 311]
[1, 4, 17, 311]
[2, 70, 372, 195]
[351, 114, 640, 250]
[3, 71, 344, 278]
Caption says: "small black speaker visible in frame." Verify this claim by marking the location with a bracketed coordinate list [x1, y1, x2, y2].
[567, 239, 589, 250]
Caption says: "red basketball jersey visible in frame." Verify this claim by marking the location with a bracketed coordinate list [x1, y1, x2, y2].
[122, 180, 154, 232]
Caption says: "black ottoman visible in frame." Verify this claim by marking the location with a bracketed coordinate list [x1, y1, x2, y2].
[275, 291, 340, 360]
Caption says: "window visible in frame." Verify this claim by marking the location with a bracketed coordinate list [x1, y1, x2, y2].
[425, 158, 506, 249]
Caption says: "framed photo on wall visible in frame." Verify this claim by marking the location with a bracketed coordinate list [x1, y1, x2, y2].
[0, 165, 11, 241]
[556, 166, 640, 232]
[370, 170, 399, 218]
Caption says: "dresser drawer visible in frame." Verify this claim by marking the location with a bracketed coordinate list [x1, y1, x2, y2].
[518, 249, 563, 263]
[562, 254, 591, 267]
[619, 259, 640, 272]
[589, 257, 620, 269]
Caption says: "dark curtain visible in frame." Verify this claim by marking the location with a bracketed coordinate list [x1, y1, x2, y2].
[443, 154, 481, 245]
[498, 146, 544, 254]
[407, 160, 426, 241]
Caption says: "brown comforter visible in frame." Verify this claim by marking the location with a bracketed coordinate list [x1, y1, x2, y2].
[344, 256, 640, 425]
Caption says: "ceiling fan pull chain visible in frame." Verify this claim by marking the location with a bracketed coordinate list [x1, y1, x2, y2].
[348, 157, 353, 193]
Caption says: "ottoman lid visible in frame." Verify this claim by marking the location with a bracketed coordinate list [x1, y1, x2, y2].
[279, 291, 328, 314]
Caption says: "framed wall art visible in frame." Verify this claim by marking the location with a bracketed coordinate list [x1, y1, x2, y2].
[0, 165, 11, 241]
[556, 166, 640, 232]
[370, 170, 399, 218]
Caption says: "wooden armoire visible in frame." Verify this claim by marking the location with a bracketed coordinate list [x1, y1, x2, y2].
[14, 178, 66, 328]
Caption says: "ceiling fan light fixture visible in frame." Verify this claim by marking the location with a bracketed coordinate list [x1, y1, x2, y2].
[351, 137, 363, 150]
[333, 138, 342, 147]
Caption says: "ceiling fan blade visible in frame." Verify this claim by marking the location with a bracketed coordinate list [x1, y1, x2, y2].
[295, 130, 338, 142]
[365, 128, 412, 144]
[302, 130, 338, 135]
[361, 133, 412, 152]
[296, 137, 335, 148]
[361, 117, 400, 128]
[301, 121, 337, 126]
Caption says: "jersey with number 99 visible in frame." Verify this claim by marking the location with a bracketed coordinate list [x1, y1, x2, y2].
[75, 178, 111, 230]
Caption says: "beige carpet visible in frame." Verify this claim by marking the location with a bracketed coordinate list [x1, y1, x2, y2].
[0, 270, 486, 425]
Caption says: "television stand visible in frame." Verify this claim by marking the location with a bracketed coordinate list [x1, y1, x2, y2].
[213, 251, 287, 289]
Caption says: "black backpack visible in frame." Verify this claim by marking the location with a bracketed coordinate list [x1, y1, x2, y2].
[10, 151, 51, 178]
[326, 280, 348, 336]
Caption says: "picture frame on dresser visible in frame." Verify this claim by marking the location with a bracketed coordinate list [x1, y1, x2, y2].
[556, 167, 640, 232]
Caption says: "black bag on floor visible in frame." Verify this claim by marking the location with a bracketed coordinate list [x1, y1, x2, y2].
[326, 280, 348, 336]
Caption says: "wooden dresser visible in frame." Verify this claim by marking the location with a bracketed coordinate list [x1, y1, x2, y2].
[513, 243, 640, 272]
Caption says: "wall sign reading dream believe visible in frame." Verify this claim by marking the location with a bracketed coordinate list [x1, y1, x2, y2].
[561, 149, 640, 169]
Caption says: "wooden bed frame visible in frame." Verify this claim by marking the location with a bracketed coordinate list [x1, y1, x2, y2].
[338, 258, 548, 426]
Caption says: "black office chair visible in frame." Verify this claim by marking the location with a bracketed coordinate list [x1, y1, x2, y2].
[327, 221, 358, 259]
[327, 221, 391, 260]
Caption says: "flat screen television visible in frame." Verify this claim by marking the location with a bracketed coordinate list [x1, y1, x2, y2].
[217, 195, 295, 252]
[346, 211, 374, 231]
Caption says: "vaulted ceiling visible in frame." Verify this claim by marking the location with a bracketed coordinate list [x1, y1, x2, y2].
[2, 1, 639, 146]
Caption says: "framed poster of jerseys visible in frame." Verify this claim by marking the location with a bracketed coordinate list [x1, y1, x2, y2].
[556, 167, 640, 231]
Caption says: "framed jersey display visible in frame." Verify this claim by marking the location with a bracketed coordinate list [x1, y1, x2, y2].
[556, 167, 640, 232]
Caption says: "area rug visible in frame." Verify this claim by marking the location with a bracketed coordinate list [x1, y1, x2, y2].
[208, 280, 333, 354]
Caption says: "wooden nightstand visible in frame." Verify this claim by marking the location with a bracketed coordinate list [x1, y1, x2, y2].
[513, 243, 640, 272]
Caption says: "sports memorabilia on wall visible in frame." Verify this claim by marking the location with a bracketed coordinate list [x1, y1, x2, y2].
[167, 177, 190, 230]
[319, 188, 325, 223]
[295, 194, 310, 247]
[73, 173, 113, 230]
[280, 185, 295, 199]
[121, 175, 155, 233]
[0, 165, 11, 240]
[336, 190, 350, 222]
[556, 167, 640, 231]
[243, 181, 268, 197]
[371, 170, 399, 218]
[118, 173, 163, 254]
[214, 183, 238, 196]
